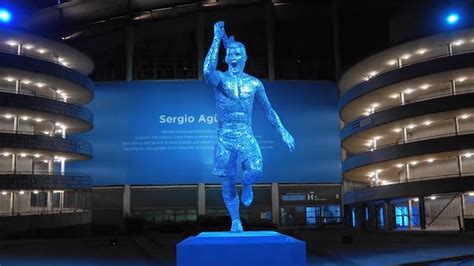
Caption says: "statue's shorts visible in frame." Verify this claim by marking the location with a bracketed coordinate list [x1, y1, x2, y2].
[212, 133, 263, 177]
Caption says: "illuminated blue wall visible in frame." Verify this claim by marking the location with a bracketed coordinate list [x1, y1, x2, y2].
[71, 80, 340, 185]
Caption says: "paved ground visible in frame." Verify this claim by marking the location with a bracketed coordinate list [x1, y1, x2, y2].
[1, 230, 474, 265]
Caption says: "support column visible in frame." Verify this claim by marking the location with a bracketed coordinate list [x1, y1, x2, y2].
[408, 199, 413, 229]
[123, 185, 131, 217]
[447, 43, 453, 56]
[10, 192, 14, 215]
[397, 58, 403, 68]
[454, 117, 460, 136]
[402, 127, 408, 143]
[11, 154, 16, 174]
[197, 183, 206, 216]
[47, 191, 53, 211]
[450, 79, 456, 95]
[461, 193, 466, 230]
[15, 79, 21, 94]
[48, 159, 53, 174]
[125, 26, 135, 81]
[60, 192, 64, 211]
[17, 43, 23, 55]
[196, 13, 205, 80]
[266, 2, 276, 80]
[60, 158, 65, 175]
[13, 116, 18, 133]
[457, 155, 463, 177]
[419, 196, 426, 230]
[404, 164, 410, 182]
[62, 127, 67, 139]
[271, 183, 280, 226]
[399, 92, 405, 105]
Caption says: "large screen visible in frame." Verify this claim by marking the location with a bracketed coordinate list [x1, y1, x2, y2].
[70, 80, 341, 185]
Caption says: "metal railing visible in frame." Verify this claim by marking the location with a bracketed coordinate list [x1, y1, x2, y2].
[0, 45, 72, 70]
[0, 86, 84, 106]
[347, 171, 474, 192]
[342, 46, 474, 93]
[347, 88, 474, 124]
[348, 130, 474, 156]
[0, 129, 86, 143]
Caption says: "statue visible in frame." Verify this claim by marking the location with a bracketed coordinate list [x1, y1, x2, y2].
[204, 21, 295, 232]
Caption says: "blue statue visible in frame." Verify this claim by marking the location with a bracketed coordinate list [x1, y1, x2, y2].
[204, 21, 295, 232]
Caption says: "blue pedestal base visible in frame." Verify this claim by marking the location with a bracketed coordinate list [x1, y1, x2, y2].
[177, 231, 306, 266]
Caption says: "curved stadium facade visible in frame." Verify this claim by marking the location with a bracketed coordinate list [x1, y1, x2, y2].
[340, 28, 474, 231]
[0, 27, 94, 232]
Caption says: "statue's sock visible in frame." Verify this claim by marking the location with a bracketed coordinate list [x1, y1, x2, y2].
[241, 183, 253, 207]
[230, 219, 243, 233]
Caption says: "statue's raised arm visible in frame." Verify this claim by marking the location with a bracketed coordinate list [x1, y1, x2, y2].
[203, 21, 225, 87]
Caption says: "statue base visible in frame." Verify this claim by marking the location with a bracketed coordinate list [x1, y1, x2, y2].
[176, 231, 306, 266]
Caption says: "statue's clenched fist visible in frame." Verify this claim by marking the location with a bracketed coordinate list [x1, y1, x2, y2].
[214, 21, 225, 39]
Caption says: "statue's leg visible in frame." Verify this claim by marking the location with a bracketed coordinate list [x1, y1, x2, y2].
[220, 175, 243, 232]
[241, 158, 263, 207]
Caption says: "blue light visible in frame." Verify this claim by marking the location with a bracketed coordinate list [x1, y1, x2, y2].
[0, 8, 11, 24]
[446, 13, 459, 25]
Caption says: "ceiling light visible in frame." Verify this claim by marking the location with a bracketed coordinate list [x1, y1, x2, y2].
[469, 192, 474, 196]
[4, 77, 15, 82]
[33, 190, 39, 194]
[1, 191, 7, 195]
[4, 114, 12, 119]
[453, 39, 464, 46]
[23, 44, 34, 49]
[401, 54, 411, 59]
[34, 154, 40, 158]
[413, 198, 419, 202]
[423, 120, 433, 126]
[2, 152, 10, 156]
[58, 57, 65, 62]
[371, 103, 379, 108]
[34, 118, 43, 122]
[464, 153, 472, 158]
[35, 82, 45, 88]
[43, 131, 50, 135]
[19, 191, 24, 195]
[387, 60, 397, 65]
[404, 88, 414, 94]
[393, 128, 402, 133]
[6, 40, 17, 46]
[395, 163, 404, 168]
[456, 76, 467, 82]
[368, 71, 378, 77]
[22, 80, 31, 84]
[419, 84, 430, 90]
[410, 161, 418, 165]
[426, 158, 435, 163]
[42, 160, 48, 163]
[37, 49, 46, 54]
[389, 93, 399, 99]
[416, 49, 427, 54]
[407, 124, 416, 129]
[430, 195, 437, 200]
[20, 153, 26, 157]
[367, 172, 375, 177]
[460, 114, 470, 119]
[373, 136, 382, 140]
[20, 116, 29, 120]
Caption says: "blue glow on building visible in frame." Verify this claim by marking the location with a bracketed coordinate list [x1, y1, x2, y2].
[446, 13, 459, 25]
[0, 8, 11, 24]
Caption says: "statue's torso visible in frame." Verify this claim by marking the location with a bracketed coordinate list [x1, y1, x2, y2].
[214, 72, 260, 139]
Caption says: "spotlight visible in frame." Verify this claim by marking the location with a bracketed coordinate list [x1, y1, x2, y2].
[0, 8, 12, 24]
[446, 13, 459, 25]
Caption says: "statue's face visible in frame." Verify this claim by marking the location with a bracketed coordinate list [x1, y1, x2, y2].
[225, 45, 247, 75]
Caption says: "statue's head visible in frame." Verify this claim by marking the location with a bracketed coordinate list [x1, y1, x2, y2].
[225, 37, 247, 75]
